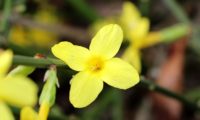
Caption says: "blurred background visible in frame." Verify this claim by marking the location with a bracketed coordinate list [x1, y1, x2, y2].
[1, 0, 200, 120]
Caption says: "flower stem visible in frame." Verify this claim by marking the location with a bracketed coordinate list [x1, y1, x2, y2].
[13, 55, 65, 68]
[65, 0, 100, 23]
[140, 77, 199, 110]
[163, 0, 190, 24]
[0, 0, 12, 33]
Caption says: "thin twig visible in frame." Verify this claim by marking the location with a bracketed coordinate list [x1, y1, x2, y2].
[13, 55, 65, 68]
[0, 0, 12, 32]
[140, 77, 199, 110]
[66, 0, 100, 22]
[13, 55, 200, 111]
[163, 0, 190, 24]
[0, 13, 90, 44]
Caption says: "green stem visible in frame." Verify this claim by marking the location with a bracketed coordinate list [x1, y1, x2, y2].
[140, 77, 199, 110]
[0, 0, 12, 33]
[66, 0, 100, 23]
[163, 0, 190, 24]
[139, 0, 151, 17]
[112, 91, 123, 120]
[13, 55, 65, 68]
[13, 55, 200, 111]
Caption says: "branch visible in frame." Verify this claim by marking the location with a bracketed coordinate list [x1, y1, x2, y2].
[163, 0, 190, 24]
[0, 13, 90, 43]
[140, 77, 199, 110]
[0, 0, 12, 32]
[13, 55, 65, 68]
[66, 0, 101, 22]
[13, 55, 200, 111]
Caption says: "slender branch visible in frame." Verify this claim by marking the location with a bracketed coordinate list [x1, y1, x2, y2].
[0, 0, 12, 32]
[66, 0, 100, 22]
[140, 77, 199, 110]
[163, 0, 190, 24]
[13, 55, 65, 68]
[139, 0, 151, 16]
[13, 55, 200, 111]
[1, 13, 90, 43]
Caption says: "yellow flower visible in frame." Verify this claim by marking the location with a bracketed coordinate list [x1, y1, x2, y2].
[9, 8, 59, 48]
[89, 2, 151, 73]
[119, 2, 149, 47]
[120, 2, 150, 73]
[0, 50, 38, 120]
[20, 102, 50, 120]
[28, 9, 59, 48]
[52, 24, 139, 108]
[20, 107, 39, 120]
[9, 25, 32, 46]
[119, 1, 150, 47]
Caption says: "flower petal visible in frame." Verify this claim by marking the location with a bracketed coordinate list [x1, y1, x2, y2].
[122, 46, 141, 73]
[0, 76, 38, 108]
[131, 18, 150, 48]
[70, 71, 103, 108]
[20, 107, 39, 120]
[121, 1, 140, 24]
[102, 58, 139, 89]
[89, 24, 123, 59]
[0, 102, 14, 120]
[0, 50, 13, 76]
[51, 41, 90, 71]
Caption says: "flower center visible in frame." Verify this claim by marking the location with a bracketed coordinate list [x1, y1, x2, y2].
[87, 56, 104, 72]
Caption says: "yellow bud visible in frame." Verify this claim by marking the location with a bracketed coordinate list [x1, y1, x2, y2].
[39, 102, 50, 120]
